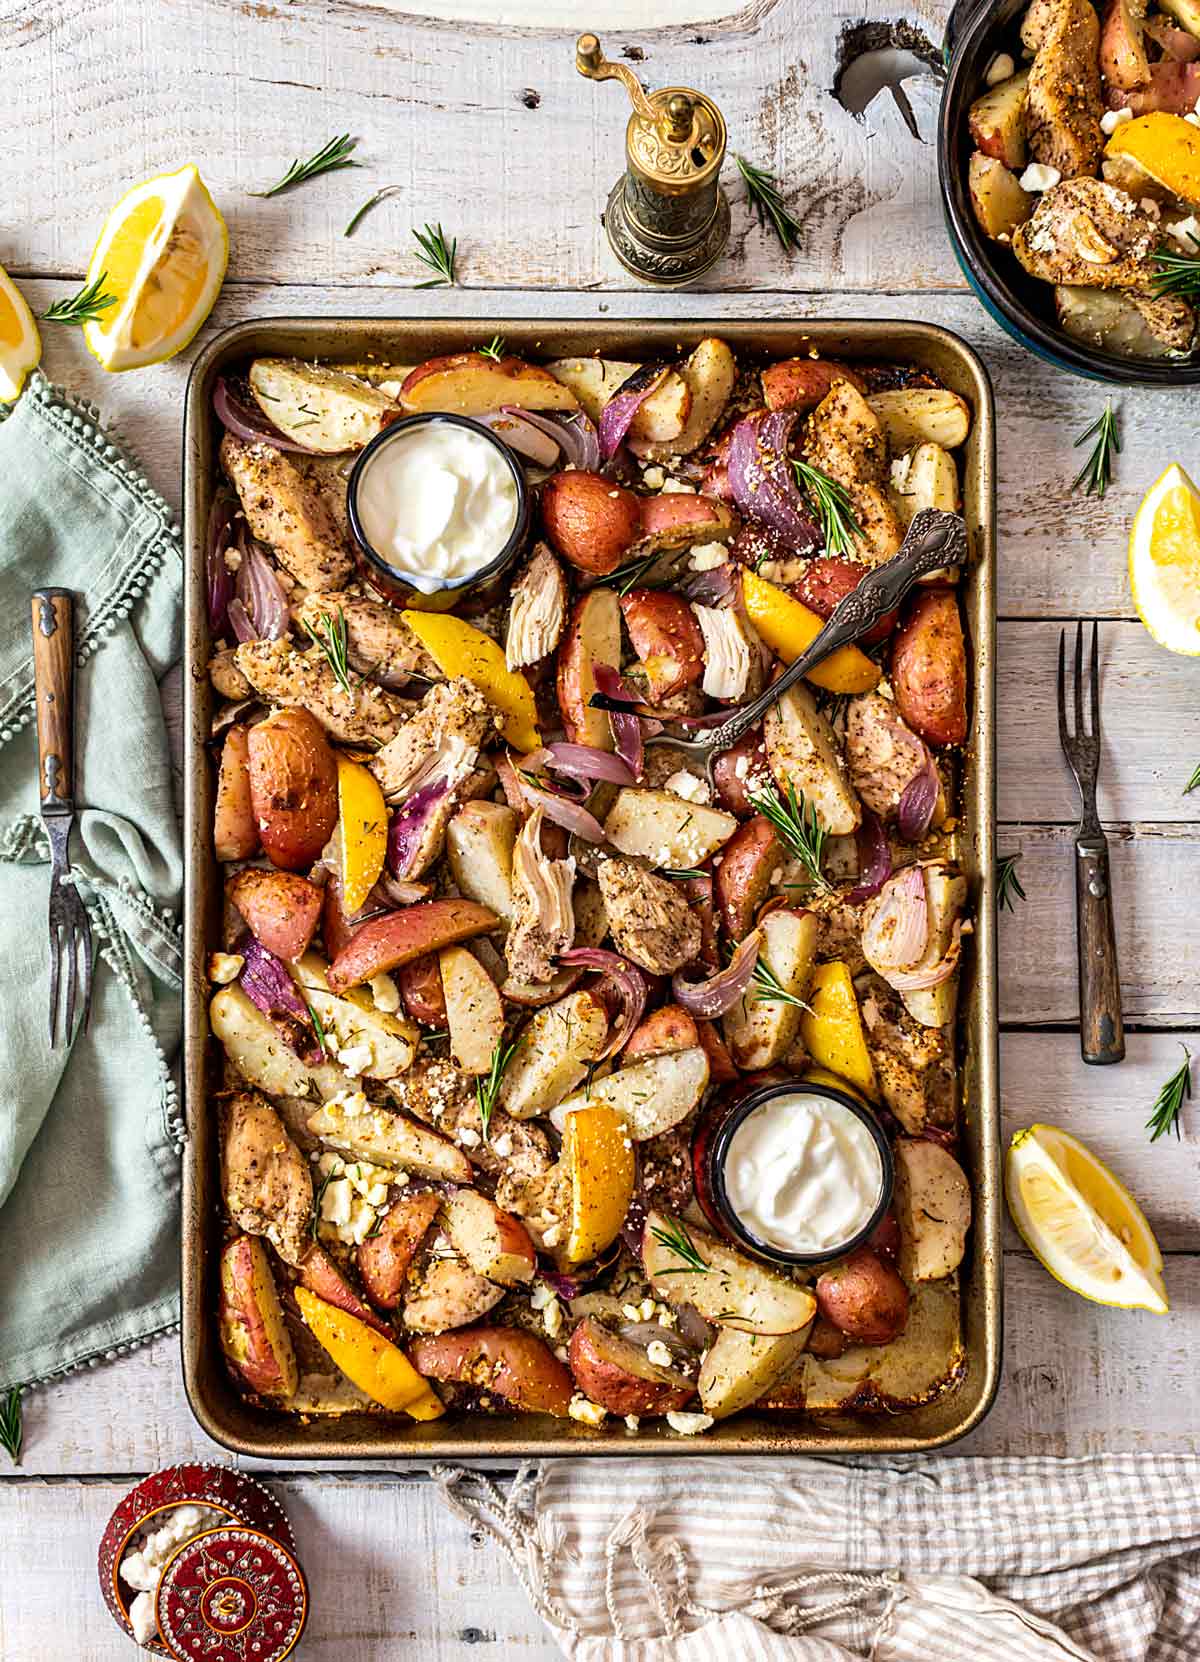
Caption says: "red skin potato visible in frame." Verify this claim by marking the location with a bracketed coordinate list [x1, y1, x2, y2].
[793, 556, 899, 647]
[815, 1247, 910, 1346]
[357, 1191, 442, 1310]
[805, 1315, 849, 1360]
[246, 708, 339, 873]
[761, 357, 867, 413]
[714, 815, 783, 940]
[712, 727, 770, 817]
[326, 898, 500, 992]
[867, 1208, 901, 1263]
[398, 954, 448, 1026]
[696, 1019, 739, 1084]
[297, 1244, 391, 1338]
[636, 493, 726, 536]
[619, 588, 705, 700]
[891, 588, 968, 748]
[409, 1326, 575, 1417]
[567, 1318, 695, 1417]
[624, 1003, 700, 1060]
[214, 725, 259, 862]
[228, 869, 323, 961]
[218, 1235, 297, 1398]
[442, 1189, 537, 1285]
[541, 471, 642, 577]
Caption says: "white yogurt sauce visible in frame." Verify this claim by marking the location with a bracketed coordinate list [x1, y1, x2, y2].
[724, 1091, 883, 1255]
[355, 421, 518, 594]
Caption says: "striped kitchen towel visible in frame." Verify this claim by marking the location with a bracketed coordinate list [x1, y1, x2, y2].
[435, 1454, 1200, 1661]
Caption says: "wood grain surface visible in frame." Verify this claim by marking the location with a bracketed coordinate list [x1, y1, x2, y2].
[3, 0, 1200, 1656]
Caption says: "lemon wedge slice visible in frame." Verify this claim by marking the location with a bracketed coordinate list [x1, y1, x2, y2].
[1129, 462, 1200, 656]
[0, 264, 41, 402]
[82, 164, 227, 372]
[1006, 1124, 1168, 1314]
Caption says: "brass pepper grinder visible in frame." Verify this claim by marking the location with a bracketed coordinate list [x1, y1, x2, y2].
[576, 32, 730, 287]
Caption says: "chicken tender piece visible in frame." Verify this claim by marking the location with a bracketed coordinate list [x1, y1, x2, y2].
[387, 1057, 553, 1187]
[1014, 179, 1160, 289]
[505, 809, 576, 986]
[222, 1092, 313, 1266]
[845, 693, 931, 821]
[295, 585, 439, 686]
[506, 543, 569, 671]
[802, 382, 903, 564]
[220, 435, 354, 592]
[596, 856, 702, 975]
[860, 981, 956, 1134]
[235, 637, 411, 744]
[370, 678, 499, 804]
[1026, 0, 1103, 178]
[296, 454, 353, 546]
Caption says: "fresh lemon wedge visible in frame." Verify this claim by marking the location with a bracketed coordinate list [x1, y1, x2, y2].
[82, 164, 227, 372]
[1129, 463, 1200, 656]
[1006, 1124, 1168, 1314]
[0, 264, 41, 402]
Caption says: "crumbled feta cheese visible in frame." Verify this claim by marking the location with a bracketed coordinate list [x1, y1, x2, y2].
[688, 540, 728, 572]
[554, 1344, 569, 1362]
[345, 1196, 378, 1245]
[624, 1414, 641, 1431]
[223, 546, 242, 573]
[660, 478, 696, 495]
[207, 951, 244, 985]
[121, 1505, 224, 1641]
[622, 1302, 642, 1322]
[337, 1041, 374, 1078]
[641, 465, 665, 489]
[530, 1281, 557, 1312]
[1100, 106, 1133, 135]
[663, 769, 711, 804]
[322, 1177, 353, 1227]
[491, 1132, 513, 1158]
[1019, 163, 1061, 192]
[984, 51, 1014, 86]
[656, 1305, 677, 1329]
[457, 1126, 481, 1149]
[1169, 214, 1200, 249]
[666, 1410, 715, 1436]
[568, 1394, 608, 1426]
[541, 1221, 562, 1248]
[542, 1296, 564, 1338]
[369, 971, 401, 1013]
[365, 1181, 389, 1207]
[646, 1339, 674, 1368]
[889, 453, 913, 495]
[331, 1089, 370, 1119]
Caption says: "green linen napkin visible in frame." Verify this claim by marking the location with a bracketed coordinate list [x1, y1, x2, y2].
[0, 372, 183, 1391]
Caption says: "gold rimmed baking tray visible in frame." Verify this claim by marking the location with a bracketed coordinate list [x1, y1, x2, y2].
[181, 318, 1000, 1457]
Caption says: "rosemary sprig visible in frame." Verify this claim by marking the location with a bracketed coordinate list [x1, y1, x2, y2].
[304, 995, 330, 1058]
[791, 458, 864, 557]
[662, 867, 708, 881]
[412, 222, 457, 288]
[311, 1171, 334, 1241]
[344, 184, 403, 238]
[1071, 399, 1120, 500]
[997, 852, 1026, 912]
[39, 272, 118, 327]
[303, 608, 354, 699]
[1184, 762, 1200, 795]
[253, 134, 360, 198]
[476, 1035, 519, 1143]
[477, 334, 506, 362]
[1150, 230, 1200, 299]
[648, 1214, 710, 1275]
[734, 154, 802, 253]
[0, 1388, 20, 1464]
[1146, 1044, 1192, 1142]
[747, 781, 831, 892]
[751, 955, 812, 1011]
[605, 551, 663, 597]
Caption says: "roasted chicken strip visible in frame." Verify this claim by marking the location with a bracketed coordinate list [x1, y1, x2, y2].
[220, 435, 354, 592]
[596, 856, 702, 975]
[222, 1091, 313, 1266]
[845, 693, 931, 821]
[295, 585, 439, 686]
[801, 382, 903, 564]
[387, 1056, 553, 1187]
[505, 808, 577, 986]
[1026, 0, 1103, 178]
[506, 543, 569, 671]
[235, 637, 411, 745]
[860, 979, 956, 1135]
[370, 677, 499, 804]
[1014, 179, 1160, 290]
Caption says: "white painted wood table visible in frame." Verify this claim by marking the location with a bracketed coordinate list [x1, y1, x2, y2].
[4, 0, 1200, 1654]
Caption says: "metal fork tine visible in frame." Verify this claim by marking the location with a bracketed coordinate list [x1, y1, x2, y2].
[1089, 620, 1101, 743]
[1057, 629, 1070, 750]
[1073, 620, 1086, 740]
[48, 920, 60, 1047]
[64, 923, 77, 1042]
[78, 904, 94, 1033]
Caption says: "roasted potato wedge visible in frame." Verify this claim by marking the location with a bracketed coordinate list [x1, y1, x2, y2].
[228, 869, 322, 962]
[248, 358, 398, 452]
[307, 1096, 474, 1184]
[400, 352, 580, 416]
[760, 356, 866, 413]
[815, 1247, 911, 1345]
[247, 708, 339, 873]
[723, 908, 820, 1071]
[568, 1318, 695, 1416]
[890, 442, 961, 531]
[442, 1188, 537, 1285]
[409, 1326, 574, 1416]
[714, 814, 782, 941]
[557, 587, 622, 750]
[620, 588, 705, 699]
[496, 988, 610, 1119]
[602, 787, 736, 868]
[967, 67, 1030, 169]
[891, 588, 969, 748]
[643, 1211, 817, 1335]
[763, 681, 861, 836]
[439, 945, 505, 1075]
[357, 1190, 441, 1308]
[210, 984, 345, 1101]
[219, 1235, 298, 1399]
[445, 801, 519, 925]
[297, 1243, 391, 1339]
[548, 1045, 710, 1141]
[894, 1137, 972, 1282]
[698, 1325, 810, 1420]
[290, 952, 419, 1081]
[867, 389, 972, 453]
[623, 1002, 700, 1060]
[634, 337, 737, 460]
[214, 725, 258, 862]
[326, 899, 500, 992]
[968, 151, 1033, 244]
[541, 470, 641, 577]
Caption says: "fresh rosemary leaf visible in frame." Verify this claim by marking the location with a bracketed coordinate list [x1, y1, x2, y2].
[734, 154, 802, 254]
[662, 868, 708, 881]
[0, 1388, 20, 1464]
[477, 334, 506, 362]
[412, 222, 457, 288]
[648, 1214, 710, 1275]
[344, 184, 403, 237]
[304, 995, 330, 1058]
[1150, 230, 1200, 299]
[997, 852, 1026, 912]
[747, 781, 831, 892]
[791, 457, 864, 557]
[311, 1171, 333, 1241]
[606, 551, 663, 597]
[1185, 761, 1200, 795]
[1146, 1044, 1192, 1142]
[253, 134, 360, 198]
[40, 272, 118, 327]
[302, 608, 354, 699]
[1071, 399, 1120, 500]
[476, 1035, 519, 1143]
[751, 955, 811, 1010]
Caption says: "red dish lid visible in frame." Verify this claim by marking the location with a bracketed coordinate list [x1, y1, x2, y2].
[98, 1464, 297, 1651]
[154, 1527, 308, 1662]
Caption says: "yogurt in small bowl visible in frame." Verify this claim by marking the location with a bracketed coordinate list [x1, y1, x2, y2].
[347, 412, 530, 609]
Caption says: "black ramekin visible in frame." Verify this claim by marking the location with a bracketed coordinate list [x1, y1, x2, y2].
[693, 1075, 895, 1269]
[939, 0, 1200, 385]
[346, 412, 531, 610]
